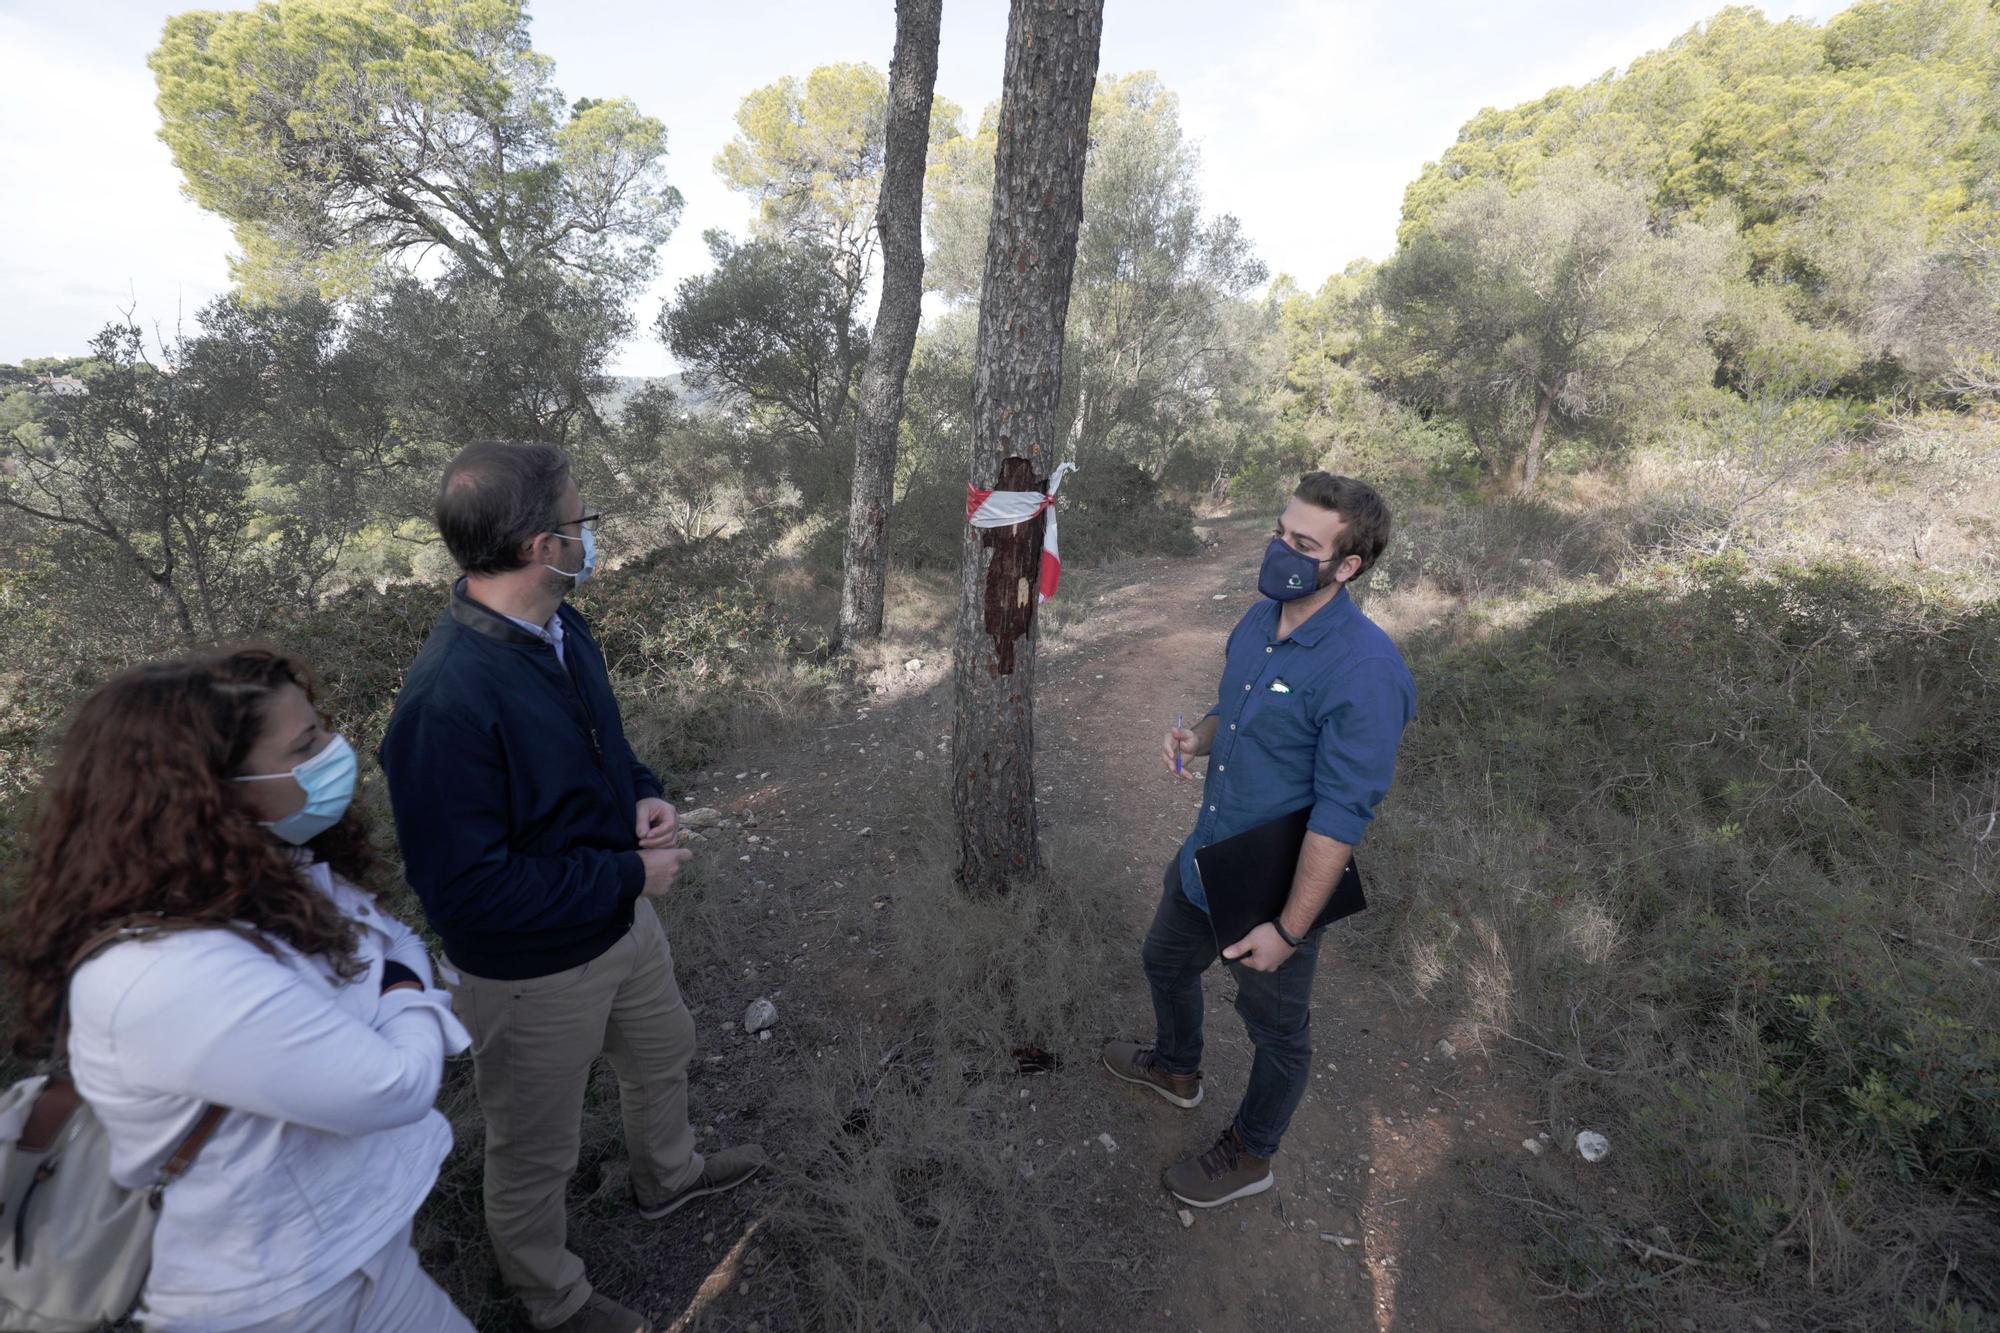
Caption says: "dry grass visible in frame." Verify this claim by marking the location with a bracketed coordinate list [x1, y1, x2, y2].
[1621, 404, 2000, 590]
[699, 772, 1139, 1332]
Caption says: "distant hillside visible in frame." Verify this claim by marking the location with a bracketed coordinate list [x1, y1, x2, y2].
[596, 373, 734, 418]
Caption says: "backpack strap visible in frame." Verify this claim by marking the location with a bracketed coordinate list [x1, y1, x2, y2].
[147, 1103, 230, 1203]
[36, 918, 286, 1202]
[66, 915, 283, 975]
[53, 916, 284, 1056]
[14, 1077, 224, 1170]
[17, 1075, 84, 1152]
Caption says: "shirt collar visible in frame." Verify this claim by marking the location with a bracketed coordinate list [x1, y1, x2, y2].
[450, 578, 565, 648]
[501, 608, 564, 646]
[1270, 584, 1356, 647]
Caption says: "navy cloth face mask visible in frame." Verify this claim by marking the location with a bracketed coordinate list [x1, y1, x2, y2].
[1257, 537, 1333, 602]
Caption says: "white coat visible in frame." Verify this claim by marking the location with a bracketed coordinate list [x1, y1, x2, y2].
[65, 862, 469, 1332]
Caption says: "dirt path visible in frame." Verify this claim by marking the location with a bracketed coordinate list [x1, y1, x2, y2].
[628, 521, 1567, 1332]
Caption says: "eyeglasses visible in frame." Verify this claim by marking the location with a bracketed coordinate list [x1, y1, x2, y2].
[556, 508, 606, 531]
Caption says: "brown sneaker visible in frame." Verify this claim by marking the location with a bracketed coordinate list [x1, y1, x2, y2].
[633, 1143, 768, 1220]
[1163, 1125, 1273, 1208]
[549, 1292, 651, 1333]
[1102, 1039, 1204, 1108]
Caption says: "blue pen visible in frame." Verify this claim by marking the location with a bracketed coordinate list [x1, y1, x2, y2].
[1175, 713, 1184, 776]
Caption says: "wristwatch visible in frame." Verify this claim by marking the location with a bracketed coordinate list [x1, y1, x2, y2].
[1271, 919, 1304, 949]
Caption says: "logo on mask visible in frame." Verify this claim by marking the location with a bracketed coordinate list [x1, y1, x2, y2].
[1258, 537, 1331, 602]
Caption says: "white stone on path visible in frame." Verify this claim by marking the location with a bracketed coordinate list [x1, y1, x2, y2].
[744, 998, 778, 1034]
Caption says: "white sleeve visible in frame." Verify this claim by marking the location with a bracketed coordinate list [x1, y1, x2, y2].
[377, 908, 437, 986]
[103, 943, 464, 1138]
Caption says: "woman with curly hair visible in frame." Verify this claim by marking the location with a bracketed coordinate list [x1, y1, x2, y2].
[4, 648, 473, 1331]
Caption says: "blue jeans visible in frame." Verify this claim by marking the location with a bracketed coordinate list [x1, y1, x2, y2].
[1141, 859, 1323, 1158]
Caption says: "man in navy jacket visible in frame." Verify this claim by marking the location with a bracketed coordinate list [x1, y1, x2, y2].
[380, 442, 763, 1333]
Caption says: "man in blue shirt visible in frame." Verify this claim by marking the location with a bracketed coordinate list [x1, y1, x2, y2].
[1103, 472, 1416, 1208]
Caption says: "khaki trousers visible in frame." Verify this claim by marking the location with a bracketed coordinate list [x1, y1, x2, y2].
[445, 904, 701, 1328]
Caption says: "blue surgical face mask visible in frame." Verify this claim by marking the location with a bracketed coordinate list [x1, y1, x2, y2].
[544, 523, 596, 587]
[233, 733, 358, 846]
[1257, 537, 1336, 602]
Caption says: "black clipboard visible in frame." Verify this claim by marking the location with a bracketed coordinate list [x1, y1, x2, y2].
[1193, 805, 1365, 952]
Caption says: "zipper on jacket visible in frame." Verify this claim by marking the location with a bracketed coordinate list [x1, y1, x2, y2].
[561, 664, 605, 763]
[550, 634, 616, 791]
[564, 664, 600, 756]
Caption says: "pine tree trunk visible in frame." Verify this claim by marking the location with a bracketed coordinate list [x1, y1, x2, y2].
[951, 0, 1105, 895]
[1520, 384, 1554, 495]
[837, 0, 944, 646]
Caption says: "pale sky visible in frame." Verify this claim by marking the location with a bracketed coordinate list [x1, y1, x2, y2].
[0, 0, 1852, 375]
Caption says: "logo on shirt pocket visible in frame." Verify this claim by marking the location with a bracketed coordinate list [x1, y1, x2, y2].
[1244, 678, 1313, 742]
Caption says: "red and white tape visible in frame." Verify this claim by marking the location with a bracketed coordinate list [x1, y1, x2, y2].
[965, 462, 1077, 603]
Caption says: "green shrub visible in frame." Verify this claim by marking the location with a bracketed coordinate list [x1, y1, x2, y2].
[881, 467, 962, 573]
[1366, 494, 1632, 601]
[1057, 461, 1198, 563]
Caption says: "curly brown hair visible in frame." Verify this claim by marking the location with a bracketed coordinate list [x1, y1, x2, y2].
[6, 647, 380, 1058]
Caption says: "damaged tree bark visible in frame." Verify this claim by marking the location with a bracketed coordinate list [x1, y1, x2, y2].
[950, 0, 1104, 895]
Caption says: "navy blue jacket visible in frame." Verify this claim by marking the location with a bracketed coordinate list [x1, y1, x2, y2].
[378, 581, 663, 980]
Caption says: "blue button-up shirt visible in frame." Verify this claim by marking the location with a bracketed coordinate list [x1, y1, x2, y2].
[1176, 586, 1416, 914]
